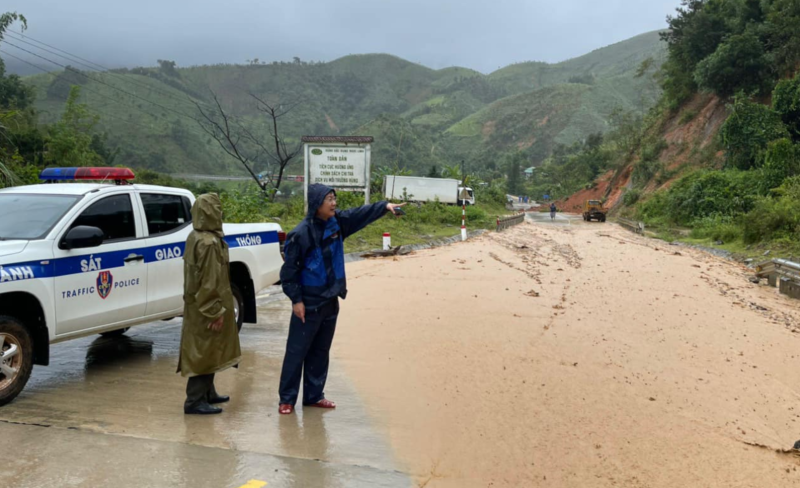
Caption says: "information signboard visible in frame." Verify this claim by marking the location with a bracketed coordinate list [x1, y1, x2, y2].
[302, 136, 373, 210]
[307, 146, 367, 188]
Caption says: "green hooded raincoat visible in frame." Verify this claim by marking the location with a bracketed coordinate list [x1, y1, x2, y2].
[177, 194, 241, 377]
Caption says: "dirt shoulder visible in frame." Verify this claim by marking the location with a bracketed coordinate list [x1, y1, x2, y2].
[335, 221, 800, 487]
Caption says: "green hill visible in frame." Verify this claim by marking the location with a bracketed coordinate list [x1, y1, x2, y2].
[23, 30, 666, 176]
[488, 31, 665, 95]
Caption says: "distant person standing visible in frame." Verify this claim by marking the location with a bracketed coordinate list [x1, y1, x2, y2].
[277, 184, 405, 415]
[550, 202, 557, 221]
[178, 194, 241, 415]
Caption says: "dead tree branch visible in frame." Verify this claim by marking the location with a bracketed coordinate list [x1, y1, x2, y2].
[193, 89, 304, 198]
[193, 92, 268, 196]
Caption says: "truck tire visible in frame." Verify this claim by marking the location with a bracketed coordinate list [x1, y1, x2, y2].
[100, 327, 130, 338]
[0, 316, 34, 407]
[231, 283, 244, 332]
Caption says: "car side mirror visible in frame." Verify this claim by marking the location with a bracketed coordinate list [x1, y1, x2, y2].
[62, 226, 105, 250]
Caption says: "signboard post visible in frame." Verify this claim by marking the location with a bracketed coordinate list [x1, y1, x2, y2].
[302, 136, 373, 212]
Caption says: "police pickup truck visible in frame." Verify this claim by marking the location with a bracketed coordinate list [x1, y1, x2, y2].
[0, 167, 285, 405]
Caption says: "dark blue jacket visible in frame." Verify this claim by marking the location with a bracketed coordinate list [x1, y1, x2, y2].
[280, 184, 389, 310]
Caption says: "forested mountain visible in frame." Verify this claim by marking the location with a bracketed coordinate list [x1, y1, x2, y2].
[18, 30, 665, 176]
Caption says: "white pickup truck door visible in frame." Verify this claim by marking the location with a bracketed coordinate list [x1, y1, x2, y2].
[52, 193, 148, 335]
[136, 192, 193, 317]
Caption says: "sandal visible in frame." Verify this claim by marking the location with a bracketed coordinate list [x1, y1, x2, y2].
[304, 398, 336, 409]
[278, 404, 294, 415]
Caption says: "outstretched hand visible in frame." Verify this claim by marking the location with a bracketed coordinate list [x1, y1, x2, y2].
[386, 202, 407, 216]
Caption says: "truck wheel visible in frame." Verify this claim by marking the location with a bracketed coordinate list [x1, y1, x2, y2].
[100, 327, 130, 338]
[231, 283, 244, 332]
[0, 316, 34, 407]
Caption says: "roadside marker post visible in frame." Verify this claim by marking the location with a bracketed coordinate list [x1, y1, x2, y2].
[461, 204, 467, 241]
[383, 232, 391, 250]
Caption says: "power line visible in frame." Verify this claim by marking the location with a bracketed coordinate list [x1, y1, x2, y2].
[1, 38, 267, 175]
[3, 40, 202, 124]
[2, 48, 239, 173]
[3, 32, 286, 160]
[4, 31, 202, 108]
[9, 30, 112, 72]
[0, 48, 175, 133]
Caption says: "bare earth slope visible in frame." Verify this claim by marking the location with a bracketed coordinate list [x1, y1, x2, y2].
[335, 221, 800, 487]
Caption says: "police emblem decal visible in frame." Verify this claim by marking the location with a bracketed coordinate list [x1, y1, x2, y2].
[97, 270, 113, 299]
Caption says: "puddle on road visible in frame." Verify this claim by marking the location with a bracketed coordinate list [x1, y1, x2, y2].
[0, 296, 404, 484]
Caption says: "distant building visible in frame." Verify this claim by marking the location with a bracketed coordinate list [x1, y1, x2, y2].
[524, 167, 536, 179]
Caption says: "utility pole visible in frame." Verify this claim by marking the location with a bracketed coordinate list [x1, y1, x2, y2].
[460, 159, 467, 242]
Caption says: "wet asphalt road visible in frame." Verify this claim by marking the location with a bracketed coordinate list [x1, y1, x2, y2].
[2, 288, 410, 488]
[525, 211, 584, 226]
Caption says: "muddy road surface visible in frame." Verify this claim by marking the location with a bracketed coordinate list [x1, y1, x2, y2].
[337, 220, 800, 487]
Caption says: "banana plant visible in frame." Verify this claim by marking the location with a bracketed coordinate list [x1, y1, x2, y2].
[370, 163, 412, 195]
[441, 163, 472, 186]
[0, 159, 18, 188]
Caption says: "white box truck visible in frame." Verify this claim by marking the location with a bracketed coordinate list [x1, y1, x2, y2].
[383, 176, 475, 205]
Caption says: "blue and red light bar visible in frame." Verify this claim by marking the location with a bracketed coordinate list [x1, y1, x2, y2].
[39, 167, 136, 182]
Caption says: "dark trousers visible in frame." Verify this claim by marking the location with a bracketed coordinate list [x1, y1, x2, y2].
[185, 373, 217, 410]
[279, 299, 339, 405]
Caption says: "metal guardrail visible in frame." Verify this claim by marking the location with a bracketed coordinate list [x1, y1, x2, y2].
[755, 259, 800, 294]
[618, 218, 645, 235]
[496, 213, 525, 231]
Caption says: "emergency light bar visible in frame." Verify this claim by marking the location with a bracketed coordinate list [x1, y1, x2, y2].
[39, 167, 136, 182]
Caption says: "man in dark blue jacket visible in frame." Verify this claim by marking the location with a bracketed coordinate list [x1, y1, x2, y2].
[278, 183, 404, 414]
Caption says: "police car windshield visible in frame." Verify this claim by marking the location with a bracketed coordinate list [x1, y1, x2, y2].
[0, 194, 80, 240]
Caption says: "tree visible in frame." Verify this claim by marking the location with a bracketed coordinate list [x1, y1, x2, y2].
[608, 108, 643, 157]
[720, 93, 789, 170]
[0, 12, 26, 43]
[46, 66, 87, 101]
[635, 57, 661, 115]
[195, 91, 302, 199]
[89, 132, 119, 166]
[372, 163, 412, 196]
[660, 0, 732, 106]
[45, 86, 104, 167]
[759, 138, 800, 192]
[440, 163, 472, 186]
[427, 165, 439, 178]
[694, 30, 770, 98]
[773, 73, 800, 140]
[0, 11, 29, 187]
[157, 60, 178, 77]
[504, 152, 525, 195]
[250, 93, 303, 194]
[764, 0, 800, 77]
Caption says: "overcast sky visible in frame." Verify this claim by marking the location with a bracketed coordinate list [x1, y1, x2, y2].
[3, 0, 680, 74]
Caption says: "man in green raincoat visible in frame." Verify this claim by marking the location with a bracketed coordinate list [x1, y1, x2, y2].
[178, 193, 241, 415]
